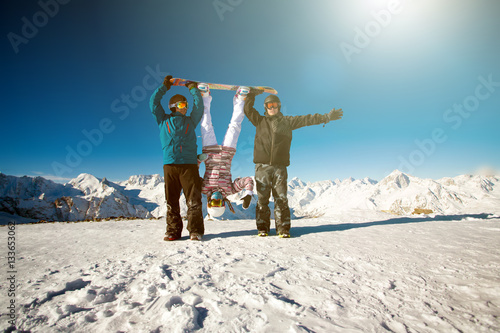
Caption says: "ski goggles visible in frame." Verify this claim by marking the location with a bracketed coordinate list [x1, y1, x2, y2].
[210, 199, 224, 207]
[265, 102, 280, 109]
[169, 101, 188, 109]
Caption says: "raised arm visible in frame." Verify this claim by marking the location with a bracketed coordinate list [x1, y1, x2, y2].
[187, 83, 203, 126]
[149, 75, 172, 125]
[244, 91, 263, 126]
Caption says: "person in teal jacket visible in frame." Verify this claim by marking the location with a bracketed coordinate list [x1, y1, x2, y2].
[150, 75, 204, 241]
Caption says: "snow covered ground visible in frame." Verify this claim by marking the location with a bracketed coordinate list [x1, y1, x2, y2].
[2, 210, 500, 332]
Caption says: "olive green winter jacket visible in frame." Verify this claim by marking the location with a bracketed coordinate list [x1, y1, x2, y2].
[244, 94, 330, 167]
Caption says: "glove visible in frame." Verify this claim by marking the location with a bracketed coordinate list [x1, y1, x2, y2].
[185, 81, 198, 90]
[248, 87, 264, 96]
[327, 108, 343, 121]
[163, 75, 173, 90]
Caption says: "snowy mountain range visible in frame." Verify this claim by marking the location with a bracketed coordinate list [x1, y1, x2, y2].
[1, 170, 499, 224]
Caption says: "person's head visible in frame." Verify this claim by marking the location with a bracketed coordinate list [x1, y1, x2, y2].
[264, 95, 281, 116]
[207, 191, 225, 217]
[169, 94, 188, 115]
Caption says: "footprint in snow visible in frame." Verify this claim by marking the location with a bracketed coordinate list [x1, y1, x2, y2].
[160, 264, 174, 280]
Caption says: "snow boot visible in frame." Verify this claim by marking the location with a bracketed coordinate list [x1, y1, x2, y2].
[190, 233, 203, 241]
[164, 234, 180, 241]
[236, 86, 250, 101]
[242, 194, 252, 210]
[198, 83, 210, 97]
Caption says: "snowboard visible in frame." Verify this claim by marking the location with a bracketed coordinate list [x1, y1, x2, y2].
[170, 78, 278, 95]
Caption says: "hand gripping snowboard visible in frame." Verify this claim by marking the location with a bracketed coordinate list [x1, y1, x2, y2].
[170, 78, 278, 95]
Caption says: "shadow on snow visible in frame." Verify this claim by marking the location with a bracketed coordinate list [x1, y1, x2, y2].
[206, 213, 496, 239]
[291, 213, 496, 237]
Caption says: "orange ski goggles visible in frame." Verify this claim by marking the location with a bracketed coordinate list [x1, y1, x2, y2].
[169, 101, 188, 109]
[265, 102, 280, 109]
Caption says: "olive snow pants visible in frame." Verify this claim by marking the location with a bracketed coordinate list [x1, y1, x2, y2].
[163, 164, 204, 238]
[255, 164, 291, 234]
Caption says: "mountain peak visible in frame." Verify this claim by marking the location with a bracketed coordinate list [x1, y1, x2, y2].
[341, 177, 356, 184]
[289, 177, 307, 188]
[125, 174, 163, 188]
[363, 177, 378, 185]
[389, 169, 407, 177]
[71, 173, 100, 183]
[380, 169, 411, 189]
[69, 173, 113, 196]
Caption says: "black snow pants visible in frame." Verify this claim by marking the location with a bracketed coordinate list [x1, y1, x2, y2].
[255, 163, 291, 234]
[163, 164, 204, 238]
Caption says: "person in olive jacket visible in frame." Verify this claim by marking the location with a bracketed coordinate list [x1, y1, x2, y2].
[244, 91, 343, 238]
[150, 75, 204, 241]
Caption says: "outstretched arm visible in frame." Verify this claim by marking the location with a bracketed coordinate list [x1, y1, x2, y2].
[288, 108, 343, 130]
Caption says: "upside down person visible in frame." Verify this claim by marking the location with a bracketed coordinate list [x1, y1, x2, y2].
[197, 83, 254, 219]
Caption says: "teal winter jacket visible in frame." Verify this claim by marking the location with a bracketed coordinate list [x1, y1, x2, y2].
[150, 84, 203, 165]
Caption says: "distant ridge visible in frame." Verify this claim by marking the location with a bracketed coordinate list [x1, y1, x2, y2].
[1, 170, 499, 224]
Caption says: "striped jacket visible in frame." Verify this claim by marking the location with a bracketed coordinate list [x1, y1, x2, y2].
[201, 145, 253, 197]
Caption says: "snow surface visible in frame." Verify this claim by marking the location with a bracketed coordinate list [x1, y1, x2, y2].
[1, 170, 500, 332]
[1, 212, 500, 332]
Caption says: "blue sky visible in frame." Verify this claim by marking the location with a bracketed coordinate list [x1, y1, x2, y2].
[1, 0, 499, 183]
